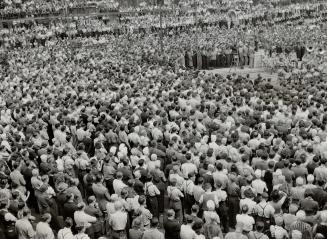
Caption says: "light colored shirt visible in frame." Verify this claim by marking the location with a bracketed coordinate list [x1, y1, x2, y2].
[35, 222, 55, 239]
[181, 162, 198, 178]
[255, 201, 275, 219]
[251, 179, 268, 195]
[142, 228, 164, 239]
[214, 189, 227, 202]
[193, 185, 205, 202]
[113, 179, 127, 196]
[74, 233, 90, 239]
[249, 231, 269, 239]
[110, 210, 128, 231]
[57, 228, 74, 239]
[74, 211, 96, 226]
[203, 211, 220, 224]
[314, 166, 327, 182]
[10, 170, 26, 187]
[183, 180, 194, 195]
[212, 171, 229, 189]
[240, 198, 257, 215]
[144, 182, 160, 197]
[180, 224, 197, 239]
[225, 231, 248, 239]
[236, 214, 255, 232]
[15, 218, 35, 239]
[167, 186, 184, 201]
[270, 225, 289, 239]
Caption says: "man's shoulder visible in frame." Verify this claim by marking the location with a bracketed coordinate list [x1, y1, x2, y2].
[225, 232, 237, 239]
[164, 219, 178, 225]
[144, 229, 163, 237]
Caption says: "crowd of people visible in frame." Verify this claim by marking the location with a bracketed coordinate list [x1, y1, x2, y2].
[1, 1, 327, 239]
[1, 1, 327, 72]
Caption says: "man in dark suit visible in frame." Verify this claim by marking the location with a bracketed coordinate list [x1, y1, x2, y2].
[63, 193, 78, 220]
[163, 210, 181, 239]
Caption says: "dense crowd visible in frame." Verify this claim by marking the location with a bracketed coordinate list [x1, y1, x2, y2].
[1, 1, 327, 239]
[1, 1, 327, 72]
[0, 0, 120, 19]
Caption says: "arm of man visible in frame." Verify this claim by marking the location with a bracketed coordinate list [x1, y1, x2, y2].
[19, 174, 26, 186]
[154, 185, 160, 195]
[84, 212, 97, 223]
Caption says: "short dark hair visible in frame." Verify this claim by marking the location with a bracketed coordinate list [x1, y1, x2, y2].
[65, 217, 73, 227]
[151, 217, 159, 228]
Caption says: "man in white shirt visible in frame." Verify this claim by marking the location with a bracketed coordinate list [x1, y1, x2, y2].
[236, 205, 255, 232]
[181, 153, 198, 178]
[212, 163, 229, 189]
[113, 172, 127, 196]
[254, 192, 275, 224]
[313, 160, 327, 183]
[251, 169, 268, 195]
[53, 125, 67, 145]
[180, 215, 197, 239]
[15, 208, 35, 239]
[35, 213, 55, 239]
[74, 203, 96, 228]
[57, 218, 74, 239]
[110, 201, 128, 239]
[240, 189, 257, 215]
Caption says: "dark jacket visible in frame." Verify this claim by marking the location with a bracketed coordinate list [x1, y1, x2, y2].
[163, 219, 181, 239]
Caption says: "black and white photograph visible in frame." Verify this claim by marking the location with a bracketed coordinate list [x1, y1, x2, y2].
[0, 0, 327, 238]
